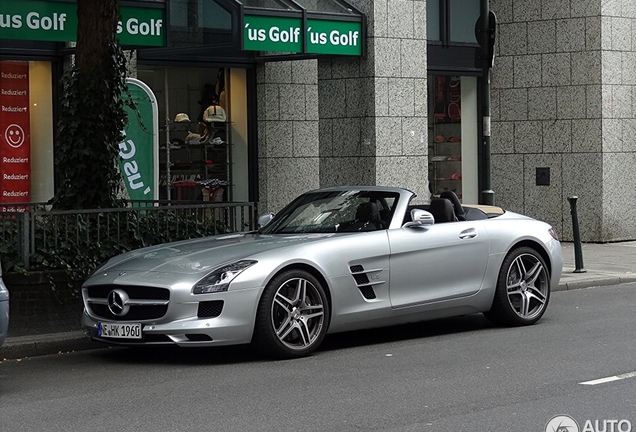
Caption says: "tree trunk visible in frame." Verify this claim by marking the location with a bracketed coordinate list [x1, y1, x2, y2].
[75, 0, 119, 79]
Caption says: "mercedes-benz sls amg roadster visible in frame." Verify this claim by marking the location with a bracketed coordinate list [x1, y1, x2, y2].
[82, 186, 563, 358]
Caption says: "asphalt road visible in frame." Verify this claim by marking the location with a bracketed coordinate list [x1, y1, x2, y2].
[1, 283, 635, 432]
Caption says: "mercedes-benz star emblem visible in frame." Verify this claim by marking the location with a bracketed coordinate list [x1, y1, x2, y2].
[107, 289, 130, 316]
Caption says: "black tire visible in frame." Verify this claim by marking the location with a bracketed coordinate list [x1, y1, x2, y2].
[252, 269, 330, 359]
[484, 246, 551, 326]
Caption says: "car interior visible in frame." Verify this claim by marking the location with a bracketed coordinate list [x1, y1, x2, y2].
[403, 190, 497, 225]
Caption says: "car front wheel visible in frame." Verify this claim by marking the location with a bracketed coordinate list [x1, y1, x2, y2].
[484, 246, 550, 326]
[253, 269, 329, 359]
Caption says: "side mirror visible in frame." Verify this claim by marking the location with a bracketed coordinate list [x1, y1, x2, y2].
[257, 213, 275, 228]
[403, 209, 435, 228]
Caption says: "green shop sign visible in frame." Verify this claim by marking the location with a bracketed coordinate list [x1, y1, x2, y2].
[0, 0, 165, 47]
[243, 15, 302, 53]
[306, 19, 362, 56]
[243, 14, 362, 56]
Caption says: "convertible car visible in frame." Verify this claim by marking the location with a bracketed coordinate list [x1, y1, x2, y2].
[81, 186, 563, 358]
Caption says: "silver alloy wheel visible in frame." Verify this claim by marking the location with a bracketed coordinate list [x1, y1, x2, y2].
[505, 253, 548, 320]
[271, 277, 325, 351]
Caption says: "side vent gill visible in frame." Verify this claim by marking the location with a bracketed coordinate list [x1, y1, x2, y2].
[348, 265, 386, 300]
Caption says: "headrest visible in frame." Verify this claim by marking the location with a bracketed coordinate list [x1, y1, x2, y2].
[356, 202, 379, 222]
[429, 198, 457, 223]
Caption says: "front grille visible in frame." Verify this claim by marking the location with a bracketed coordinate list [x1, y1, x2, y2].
[88, 285, 169, 300]
[90, 304, 168, 321]
[87, 284, 170, 321]
[198, 300, 224, 318]
[358, 286, 377, 300]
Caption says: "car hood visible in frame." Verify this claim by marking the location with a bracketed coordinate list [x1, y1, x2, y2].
[96, 232, 338, 275]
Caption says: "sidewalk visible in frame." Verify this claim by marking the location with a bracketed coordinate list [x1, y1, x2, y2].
[2, 241, 636, 360]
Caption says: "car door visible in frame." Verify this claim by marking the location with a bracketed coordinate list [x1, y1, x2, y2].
[387, 220, 489, 309]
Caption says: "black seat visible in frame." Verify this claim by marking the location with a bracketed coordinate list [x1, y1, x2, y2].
[440, 190, 466, 221]
[349, 202, 383, 231]
[428, 198, 457, 223]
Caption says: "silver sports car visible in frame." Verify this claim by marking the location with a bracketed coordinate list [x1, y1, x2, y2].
[82, 186, 563, 358]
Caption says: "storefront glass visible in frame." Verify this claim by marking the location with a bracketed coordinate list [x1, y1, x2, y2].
[292, 0, 356, 14]
[239, 0, 295, 10]
[137, 65, 248, 202]
[426, 0, 480, 44]
[426, 0, 441, 41]
[427, 74, 478, 203]
[0, 60, 54, 205]
[449, 0, 479, 43]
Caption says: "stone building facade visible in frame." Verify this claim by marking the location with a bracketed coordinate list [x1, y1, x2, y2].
[257, 0, 636, 242]
[490, 0, 636, 242]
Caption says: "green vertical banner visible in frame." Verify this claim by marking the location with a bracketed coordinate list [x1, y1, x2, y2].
[119, 78, 158, 201]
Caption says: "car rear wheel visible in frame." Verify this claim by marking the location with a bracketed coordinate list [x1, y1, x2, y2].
[253, 269, 329, 359]
[484, 246, 550, 326]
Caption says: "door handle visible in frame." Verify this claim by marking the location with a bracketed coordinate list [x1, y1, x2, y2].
[459, 228, 477, 239]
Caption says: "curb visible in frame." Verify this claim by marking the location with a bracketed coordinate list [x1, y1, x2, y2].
[0, 331, 102, 361]
[555, 276, 636, 292]
[552, 275, 636, 292]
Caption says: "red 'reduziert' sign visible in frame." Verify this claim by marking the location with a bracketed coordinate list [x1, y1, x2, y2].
[0, 61, 31, 204]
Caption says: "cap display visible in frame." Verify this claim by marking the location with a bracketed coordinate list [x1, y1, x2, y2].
[174, 113, 190, 123]
[203, 105, 227, 123]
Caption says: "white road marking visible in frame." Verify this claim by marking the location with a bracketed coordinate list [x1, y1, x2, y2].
[580, 371, 636, 385]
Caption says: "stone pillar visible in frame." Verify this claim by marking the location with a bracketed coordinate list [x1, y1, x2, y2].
[256, 60, 320, 213]
[318, 0, 429, 200]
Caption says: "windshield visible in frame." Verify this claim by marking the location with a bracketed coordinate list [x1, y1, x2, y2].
[260, 190, 399, 234]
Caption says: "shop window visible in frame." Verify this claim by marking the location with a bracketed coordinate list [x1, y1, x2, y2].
[292, 0, 356, 14]
[239, 0, 295, 10]
[168, 0, 232, 46]
[137, 65, 248, 202]
[0, 60, 54, 205]
[427, 0, 479, 45]
[427, 0, 441, 41]
[450, 0, 479, 43]
[427, 75, 478, 204]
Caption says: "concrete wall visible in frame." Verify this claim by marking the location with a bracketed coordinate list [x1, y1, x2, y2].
[491, 0, 636, 241]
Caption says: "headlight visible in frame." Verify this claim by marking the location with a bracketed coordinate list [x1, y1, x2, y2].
[548, 227, 559, 241]
[192, 260, 257, 294]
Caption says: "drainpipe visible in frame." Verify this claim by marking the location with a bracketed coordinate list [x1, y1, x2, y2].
[479, 0, 495, 206]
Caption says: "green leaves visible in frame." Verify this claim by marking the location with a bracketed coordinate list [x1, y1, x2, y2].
[52, 42, 129, 210]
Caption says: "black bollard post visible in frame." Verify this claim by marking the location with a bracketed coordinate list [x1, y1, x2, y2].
[567, 196, 586, 273]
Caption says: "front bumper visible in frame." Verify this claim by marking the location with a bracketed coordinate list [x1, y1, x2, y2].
[82, 286, 262, 347]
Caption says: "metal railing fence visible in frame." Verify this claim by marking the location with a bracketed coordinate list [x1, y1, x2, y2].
[0, 201, 257, 271]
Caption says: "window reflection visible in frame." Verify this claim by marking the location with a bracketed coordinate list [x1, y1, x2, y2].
[292, 0, 355, 14]
[239, 0, 295, 10]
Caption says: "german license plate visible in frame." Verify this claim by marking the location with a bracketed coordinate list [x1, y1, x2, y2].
[98, 322, 142, 339]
